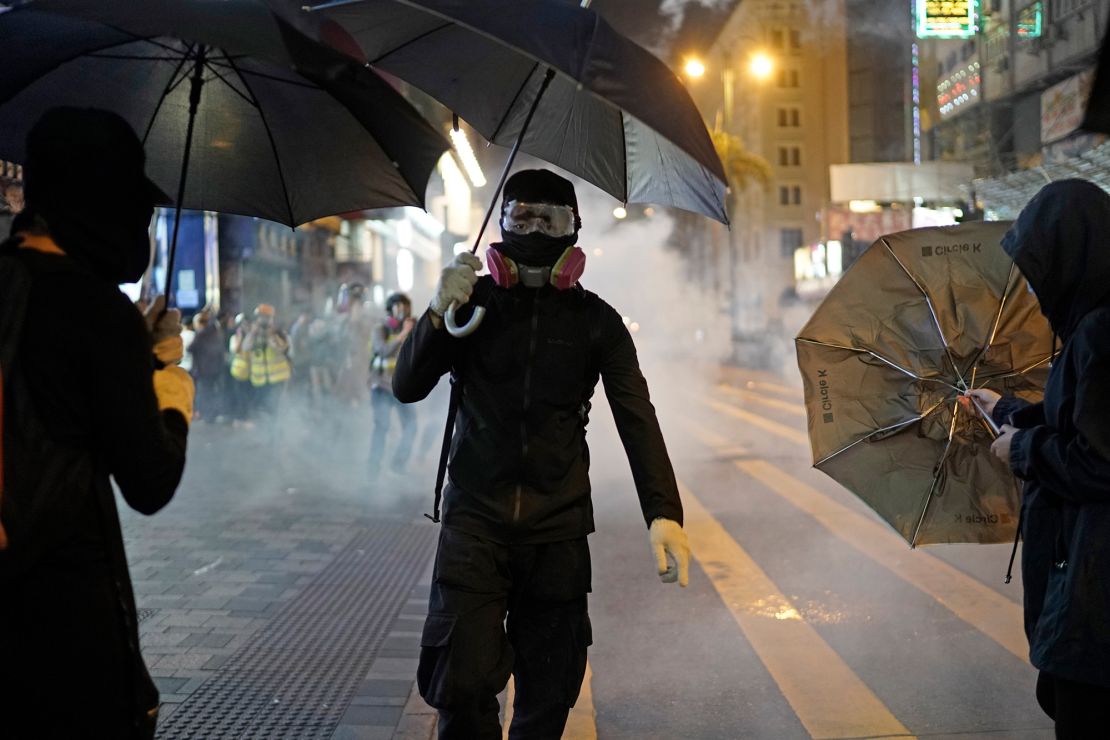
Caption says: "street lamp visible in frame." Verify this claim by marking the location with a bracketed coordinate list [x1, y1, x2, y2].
[683, 57, 706, 79]
[749, 52, 774, 81]
[686, 42, 774, 364]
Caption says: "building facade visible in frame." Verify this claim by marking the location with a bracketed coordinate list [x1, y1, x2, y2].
[690, 0, 850, 366]
[923, 0, 1110, 214]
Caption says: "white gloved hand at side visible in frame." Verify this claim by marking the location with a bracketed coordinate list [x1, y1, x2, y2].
[153, 365, 195, 426]
[430, 252, 481, 316]
[650, 517, 691, 587]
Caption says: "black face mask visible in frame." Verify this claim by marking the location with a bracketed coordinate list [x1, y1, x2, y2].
[497, 229, 578, 268]
[22, 180, 154, 284]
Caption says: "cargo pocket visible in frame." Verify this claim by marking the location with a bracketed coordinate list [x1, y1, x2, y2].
[416, 613, 456, 708]
[564, 612, 593, 707]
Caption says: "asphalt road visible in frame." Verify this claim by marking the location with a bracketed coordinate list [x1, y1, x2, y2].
[118, 362, 1052, 739]
[579, 362, 1050, 740]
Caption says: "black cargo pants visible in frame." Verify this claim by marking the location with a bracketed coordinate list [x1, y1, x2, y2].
[417, 527, 592, 740]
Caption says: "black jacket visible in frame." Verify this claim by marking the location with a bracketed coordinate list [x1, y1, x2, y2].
[393, 276, 682, 544]
[995, 180, 1110, 688]
[0, 242, 188, 735]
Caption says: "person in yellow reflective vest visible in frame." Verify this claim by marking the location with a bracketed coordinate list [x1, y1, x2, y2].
[241, 304, 291, 417]
[228, 313, 255, 429]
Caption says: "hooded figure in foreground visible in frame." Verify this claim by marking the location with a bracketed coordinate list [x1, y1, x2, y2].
[393, 169, 690, 739]
[970, 179, 1110, 736]
[0, 107, 193, 738]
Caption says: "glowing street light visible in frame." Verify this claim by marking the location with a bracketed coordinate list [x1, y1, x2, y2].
[683, 57, 706, 79]
[613, 206, 628, 219]
[749, 52, 774, 80]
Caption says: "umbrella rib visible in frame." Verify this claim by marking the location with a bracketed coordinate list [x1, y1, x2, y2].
[910, 397, 961, 547]
[206, 61, 323, 91]
[203, 60, 257, 108]
[620, 112, 629, 203]
[813, 402, 945, 466]
[796, 337, 960, 392]
[366, 21, 454, 65]
[961, 263, 1017, 383]
[981, 353, 1054, 380]
[881, 238, 967, 388]
[225, 53, 296, 227]
[141, 42, 197, 146]
[490, 62, 541, 144]
[86, 53, 188, 61]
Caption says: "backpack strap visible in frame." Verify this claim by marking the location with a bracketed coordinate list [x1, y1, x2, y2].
[426, 372, 462, 523]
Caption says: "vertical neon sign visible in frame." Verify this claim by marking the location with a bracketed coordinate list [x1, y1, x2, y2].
[912, 42, 921, 163]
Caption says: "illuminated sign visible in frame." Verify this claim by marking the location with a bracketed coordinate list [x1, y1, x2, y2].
[937, 61, 981, 119]
[916, 0, 977, 39]
[1017, 2, 1043, 38]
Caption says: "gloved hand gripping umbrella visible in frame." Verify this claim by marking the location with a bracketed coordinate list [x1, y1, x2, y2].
[303, 0, 729, 335]
[795, 222, 1053, 546]
[0, 0, 448, 303]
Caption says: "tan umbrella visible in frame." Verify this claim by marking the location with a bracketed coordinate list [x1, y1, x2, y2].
[795, 221, 1053, 546]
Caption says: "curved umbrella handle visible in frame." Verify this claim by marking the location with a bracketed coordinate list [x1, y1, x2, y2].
[444, 301, 486, 338]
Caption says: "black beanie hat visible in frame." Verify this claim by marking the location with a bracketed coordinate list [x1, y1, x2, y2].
[24, 107, 170, 210]
[502, 169, 579, 219]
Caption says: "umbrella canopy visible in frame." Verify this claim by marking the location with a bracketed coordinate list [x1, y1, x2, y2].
[302, 0, 729, 223]
[0, 0, 449, 227]
[795, 221, 1053, 546]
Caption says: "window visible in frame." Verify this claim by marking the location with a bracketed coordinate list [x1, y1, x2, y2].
[781, 228, 804, 257]
[792, 186, 802, 205]
[791, 147, 801, 166]
[777, 107, 801, 127]
[778, 146, 802, 166]
[791, 108, 800, 126]
[778, 147, 789, 166]
[779, 186, 790, 205]
[771, 29, 785, 49]
[777, 68, 800, 88]
[789, 29, 802, 50]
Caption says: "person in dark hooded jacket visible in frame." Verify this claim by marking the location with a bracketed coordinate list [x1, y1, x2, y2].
[969, 179, 1110, 737]
[394, 170, 691, 739]
[0, 108, 193, 738]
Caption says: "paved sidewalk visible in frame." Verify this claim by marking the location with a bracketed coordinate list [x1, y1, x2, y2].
[117, 417, 442, 738]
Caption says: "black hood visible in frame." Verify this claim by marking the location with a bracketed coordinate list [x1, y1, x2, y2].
[1001, 179, 1110, 339]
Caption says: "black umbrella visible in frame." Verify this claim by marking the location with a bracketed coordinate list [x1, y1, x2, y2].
[0, 0, 449, 300]
[308, 0, 727, 220]
[303, 0, 728, 335]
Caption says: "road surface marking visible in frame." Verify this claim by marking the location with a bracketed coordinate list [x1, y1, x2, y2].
[720, 369, 803, 400]
[680, 479, 912, 739]
[502, 661, 596, 740]
[699, 396, 811, 446]
[734, 459, 1028, 661]
[717, 383, 808, 418]
[678, 409, 1027, 662]
[565, 662, 597, 739]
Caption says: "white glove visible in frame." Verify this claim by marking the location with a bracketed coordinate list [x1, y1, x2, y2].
[153, 365, 195, 426]
[650, 518, 691, 587]
[143, 295, 184, 365]
[430, 252, 481, 316]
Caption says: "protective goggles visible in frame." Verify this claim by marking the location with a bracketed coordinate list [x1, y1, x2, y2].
[501, 200, 577, 237]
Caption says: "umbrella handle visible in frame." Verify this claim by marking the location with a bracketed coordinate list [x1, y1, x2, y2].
[444, 302, 486, 338]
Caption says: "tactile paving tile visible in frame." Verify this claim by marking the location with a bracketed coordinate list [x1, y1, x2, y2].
[157, 522, 436, 738]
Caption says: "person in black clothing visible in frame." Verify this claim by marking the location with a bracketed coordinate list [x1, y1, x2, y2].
[189, 308, 226, 421]
[969, 179, 1110, 738]
[393, 169, 691, 740]
[369, 292, 416, 476]
[0, 108, 193, 739]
